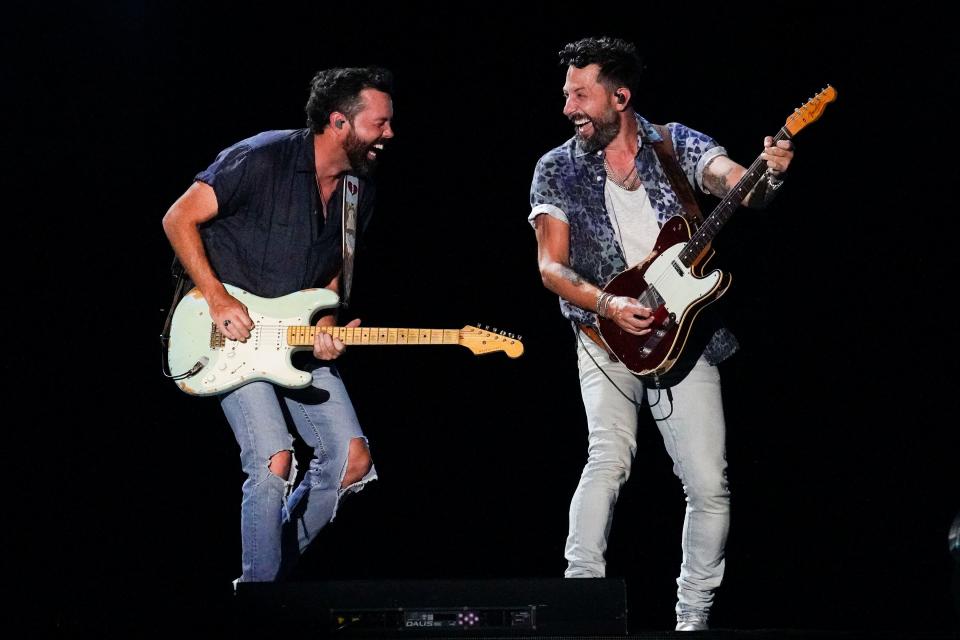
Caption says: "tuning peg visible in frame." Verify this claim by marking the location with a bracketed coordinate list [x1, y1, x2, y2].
[508, 333, 514, 338]
[517, 335, 523, 341]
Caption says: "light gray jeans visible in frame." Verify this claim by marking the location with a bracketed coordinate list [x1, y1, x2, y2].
[565, 331, 730, 624]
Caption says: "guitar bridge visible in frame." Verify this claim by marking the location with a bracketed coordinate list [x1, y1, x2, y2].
[210, 323, 226, 349]
[639, 308, 673, 356]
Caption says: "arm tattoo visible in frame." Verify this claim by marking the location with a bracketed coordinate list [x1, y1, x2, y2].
[557, 265, 584, 287]
[703, 160, 733, 197]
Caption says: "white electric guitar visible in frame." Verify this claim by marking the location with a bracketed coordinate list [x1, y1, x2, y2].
[167, 284, 524, 396]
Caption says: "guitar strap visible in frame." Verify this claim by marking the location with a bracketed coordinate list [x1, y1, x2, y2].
[161, 257, 187, 343]
[651, 124, 704, 229]
[647, 125, 726, 389]
[340, 174, 360, 307]
[160, 256, 189, 377]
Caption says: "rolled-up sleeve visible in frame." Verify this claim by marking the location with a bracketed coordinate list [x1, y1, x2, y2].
[667, 122, 727, 194]
[528, 203, 568, 227]
[695, 145, 728, 194]
[529, 154, 569, 228]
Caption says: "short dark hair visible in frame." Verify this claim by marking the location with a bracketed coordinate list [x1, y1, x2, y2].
[305, 67, 394, 133]
[559, 37, 643, 96]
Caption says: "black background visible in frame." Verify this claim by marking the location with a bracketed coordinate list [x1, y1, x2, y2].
[9, 1, 958, 634]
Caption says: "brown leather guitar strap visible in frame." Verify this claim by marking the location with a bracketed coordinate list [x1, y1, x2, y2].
[651, 124, 704, 229]
[577, 322, 618, 361]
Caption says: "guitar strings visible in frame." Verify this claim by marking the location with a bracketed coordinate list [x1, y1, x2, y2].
[227, 324, 447, 330]
[212, 325, 461, 345]
[634, 151, 772, 298]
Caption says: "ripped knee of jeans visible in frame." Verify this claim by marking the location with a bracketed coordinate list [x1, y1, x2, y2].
[267, 449, 297, 494]
[340, 437, 373, 489]
[326, 438, 377, 523]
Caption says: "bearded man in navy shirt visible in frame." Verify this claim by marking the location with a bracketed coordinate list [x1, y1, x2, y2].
[163, 67, 394, 584]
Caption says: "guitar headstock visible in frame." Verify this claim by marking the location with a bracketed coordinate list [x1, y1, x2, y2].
[784, 85, 837, 136]
[459, 325, 524, 358]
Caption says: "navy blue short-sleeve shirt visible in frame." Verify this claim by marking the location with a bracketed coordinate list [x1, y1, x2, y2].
[195, 128, 375, 299]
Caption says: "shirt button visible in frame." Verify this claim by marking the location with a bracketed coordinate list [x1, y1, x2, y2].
[596, 176, 603, 182]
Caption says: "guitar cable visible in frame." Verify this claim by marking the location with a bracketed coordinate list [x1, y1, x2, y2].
[576, 325, 674, 421]
[161, 348, 208, 380]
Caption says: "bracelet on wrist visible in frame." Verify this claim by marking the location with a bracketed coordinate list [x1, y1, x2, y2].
[765, 169, 785, 191]
[595, 291, 614, 318]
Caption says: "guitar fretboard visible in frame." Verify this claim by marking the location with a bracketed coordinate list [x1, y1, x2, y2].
[287, 326, 461, 347]
[679, 128, 791, 267]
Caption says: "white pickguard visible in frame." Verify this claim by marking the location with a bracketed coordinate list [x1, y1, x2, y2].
[167, 284, 339, 396]
[643, 243, 722, 317]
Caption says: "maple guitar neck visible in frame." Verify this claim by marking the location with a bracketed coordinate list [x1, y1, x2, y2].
[286, 326, 465, 347]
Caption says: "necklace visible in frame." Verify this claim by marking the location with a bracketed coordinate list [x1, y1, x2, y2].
[603, 154, 641, 191]
[315, 173, 329, 220]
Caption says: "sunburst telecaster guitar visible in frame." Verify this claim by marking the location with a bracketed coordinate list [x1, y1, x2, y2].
[167, 284, 524, 396]
[597, 86, 837, 377]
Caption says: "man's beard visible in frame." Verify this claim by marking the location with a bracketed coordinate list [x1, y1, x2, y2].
[573, 107, 620, 154]
[344, 130, 381, 176]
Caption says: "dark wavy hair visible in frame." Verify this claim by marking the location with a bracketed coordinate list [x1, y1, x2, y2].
[558, 37, 643, 99]
[305, 67, 394, 133]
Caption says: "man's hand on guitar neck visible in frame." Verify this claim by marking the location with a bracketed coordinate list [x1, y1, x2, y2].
[209, 288, 255, 342]
[314, 317, 362, 361]
[603, 295, 655, 336]
[761, 136, 794, 176]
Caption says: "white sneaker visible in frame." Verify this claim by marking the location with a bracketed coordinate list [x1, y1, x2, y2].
[676, 619, 708, 631]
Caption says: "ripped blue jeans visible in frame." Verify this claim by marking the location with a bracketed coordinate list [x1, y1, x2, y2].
[220, 365, 377, 582]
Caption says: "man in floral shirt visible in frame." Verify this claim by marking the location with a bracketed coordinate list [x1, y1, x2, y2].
[529, 37, 793, 631]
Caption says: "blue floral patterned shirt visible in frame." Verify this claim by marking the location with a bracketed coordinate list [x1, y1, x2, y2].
[528, 114, 738, 365]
